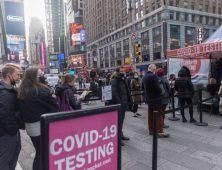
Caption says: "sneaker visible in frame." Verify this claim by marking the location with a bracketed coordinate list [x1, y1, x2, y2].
[190, 118, 197, 123]
[182, 118, 187, 123]
[158, 133, 170, 138]
[175, 111, 180, 115]
[163, 124, 169, 128]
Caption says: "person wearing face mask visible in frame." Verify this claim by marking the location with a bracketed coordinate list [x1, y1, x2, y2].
[0, 63, 21, 170]
[109, 66, 131, 146]
[131, 72, 142, 117]
[18, 68, 59, 170]
[142, 64, 170, 138]
[56, 74, 85, 110]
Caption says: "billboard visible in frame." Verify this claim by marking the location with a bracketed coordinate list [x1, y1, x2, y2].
[70, 23, 83, 46]
[68, 55, 83, 67]
[4, 1, 25, 35]
[80, 29, 85, 43]
[41, 105, 122, 170]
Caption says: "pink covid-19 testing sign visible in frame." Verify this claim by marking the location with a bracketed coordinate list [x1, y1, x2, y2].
[48, 111, 118, 170]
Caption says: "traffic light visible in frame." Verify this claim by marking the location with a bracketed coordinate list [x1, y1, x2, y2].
[139, 56, 143, 62]
[135, 43, 141, 57]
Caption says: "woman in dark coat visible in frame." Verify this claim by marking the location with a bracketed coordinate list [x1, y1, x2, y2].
[55, 74, 85, 110]
[18, 68, 59, 170]
[175, 68, 196, 123]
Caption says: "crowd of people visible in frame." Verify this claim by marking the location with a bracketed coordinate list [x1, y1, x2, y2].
[1, 62, 222, 169]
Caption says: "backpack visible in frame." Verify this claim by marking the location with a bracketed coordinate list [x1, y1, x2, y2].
[159, 79, 166, 96]
[56, 90, 74, 112]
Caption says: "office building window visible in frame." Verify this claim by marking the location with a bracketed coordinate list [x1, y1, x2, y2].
[136, 13, 139, 20]
[140, 0, 143, 6]
[176, 12, 180, 20]
[185, 27, 195, 47]
[141, 10, 144, 17]
[158, 13, 161, 21]
[170, 11, 174, 20]
[169, 0, 173, 6]
[135, 2, 138, 9]
[192, 15, 195, 22]
[186, 27, 195, 35]
[176, 0, 179, 7]
[146, 7, 149, 14]
[184, 1, 188, 8]
[170, 39, 180, 50]
[158, 0, 161, 8]
[191, 2, 195, 10]
[199, 16, 203, 23]
[213, 6, 216, 13]
[185, 13, 188, 21]
[152, 3, 155, 11]
[142, 20, 146, 28]
[153, 26, 161, 36]
[153, 16, 156, 23]
[204, 29, 209, 40]
[206, 17, 209, 24]
[219, 8, 221, 14]
[199, 4, 202, 11]
[171, 25, 180, 34]
[206, 5, 209, 12]
[142, 31, 149, 40]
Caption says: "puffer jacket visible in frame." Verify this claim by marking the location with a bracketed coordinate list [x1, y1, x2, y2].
[55, 83, 82, 110]
[0, 81, 19, 136]
[158, 76, 170, 105]
[19, 86, 59, 123]
[175, 68, 194, 98]
[109, 74, 131, 111]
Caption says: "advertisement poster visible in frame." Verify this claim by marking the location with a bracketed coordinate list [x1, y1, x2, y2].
[169, 58, 210, 86]
[49, 111, 118, 170]
[68, 55, 83, 67]
[102, 85, 112, 102]
[4, 1, 25, 35]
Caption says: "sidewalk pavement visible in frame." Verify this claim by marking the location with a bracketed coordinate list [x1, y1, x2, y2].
[17, 101, 222, 170]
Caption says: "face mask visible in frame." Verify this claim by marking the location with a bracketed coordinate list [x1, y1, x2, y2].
[9, 76, 16, 86]
[120, 73, 125, 77]
[134, 76, 139, 79]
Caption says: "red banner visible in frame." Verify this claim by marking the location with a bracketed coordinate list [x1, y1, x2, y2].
[167, 41, 222, 59]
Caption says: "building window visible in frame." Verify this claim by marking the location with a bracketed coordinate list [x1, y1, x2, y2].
[213, 6, 216, 13]
[136, 13, 139, 20]
[153, 26, 161, 36]
[206, 17, 209, 24]
[184, 1, 188, 8]
[192, 15, 195, 22]
[199, 16, 203, 23]
[142, 20, 146, 28]
[191, 2, 195, 10]
[170, 39, 180, 50]
[219, 8, 221, 14]
[186, 27, 195, 35]
[153, 52, 161, 60]
[152, 3, 155, 11]
[142, 44, 149, 51]
[185, 13, 188, 21]
[204, 29, 209, 40]
[171, 25, 180, 34]
[170, 11, 174, 20]
[185, 26, 195, 47]
[176, 0, 179, 7]
[146, 7, 149, 14]
[142, 31, 149, 40]
[158, 13, 161, 21]
[206, 5, 209, 12]
[153, 41, 161, 48]
[169, 0, 173, 6]
[176, 12, 180, 20]
[140, 0, 143, 6]
[135, 2, 138, 9]
[153, 16, 156, 23]
[141, 10, 144, 17]
[199, 4, 202, 11]
[157, 0, 161, 8]
[213, 18, 216, 25]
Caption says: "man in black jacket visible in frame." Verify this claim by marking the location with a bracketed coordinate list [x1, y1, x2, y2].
[175, 68, 196, 123]
[0, 63, 21, 170]
[142, 64, 170, 137]
[109, 66, 131, 146]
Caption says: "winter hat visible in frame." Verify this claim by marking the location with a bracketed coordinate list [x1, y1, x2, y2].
[156, 68, 165, 77]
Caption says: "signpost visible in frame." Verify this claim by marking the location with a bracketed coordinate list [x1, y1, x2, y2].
[134, 38, 141, 43]
[41, 105, 122, 170]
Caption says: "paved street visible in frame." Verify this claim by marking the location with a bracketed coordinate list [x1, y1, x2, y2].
[16, 101, 222, 170]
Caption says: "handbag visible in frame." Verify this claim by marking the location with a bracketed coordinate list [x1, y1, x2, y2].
[56, 90, 74, 112]
[15, 111, 25, 130]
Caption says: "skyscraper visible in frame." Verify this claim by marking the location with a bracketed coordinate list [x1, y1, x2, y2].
[84, 0, 222, 70]
[44, 0, 65, 54]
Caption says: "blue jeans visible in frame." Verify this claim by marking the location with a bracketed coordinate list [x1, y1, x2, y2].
[79, 82, 82, 89]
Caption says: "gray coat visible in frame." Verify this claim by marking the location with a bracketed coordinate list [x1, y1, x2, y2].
[158, 76, 170, 105]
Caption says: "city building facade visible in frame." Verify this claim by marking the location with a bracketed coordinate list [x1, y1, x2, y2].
[66, 0, 86, 68]
[85, 0, 222, 71]
[44, 0, 65, 54]
[0, 2, 6, 60]
[28, 17, 46, 68]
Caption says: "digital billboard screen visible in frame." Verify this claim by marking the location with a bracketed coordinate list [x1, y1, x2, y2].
[4, 1, 25, 35]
